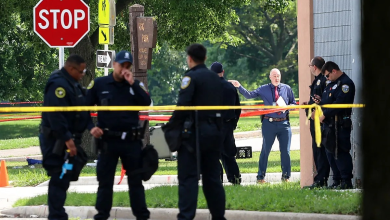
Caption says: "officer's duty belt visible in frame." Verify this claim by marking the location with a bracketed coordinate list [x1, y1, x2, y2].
[264, 116, 287, 122]
[103, 128, 144, 140]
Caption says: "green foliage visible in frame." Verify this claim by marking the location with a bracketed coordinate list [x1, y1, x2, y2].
[0, 0, 297, 102]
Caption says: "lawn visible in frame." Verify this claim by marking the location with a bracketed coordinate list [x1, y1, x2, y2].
[6, 150, 300, 187]
[13, 182, 361, 215]
[0, 113, 300, 150]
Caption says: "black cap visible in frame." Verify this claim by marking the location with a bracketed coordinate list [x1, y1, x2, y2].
[115, 50, 133, 64]
[210, 62, 223, 74]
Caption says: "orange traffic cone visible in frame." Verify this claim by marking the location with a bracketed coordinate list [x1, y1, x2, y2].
[0, 160, 10, 187]
[118, 164, 126, 185]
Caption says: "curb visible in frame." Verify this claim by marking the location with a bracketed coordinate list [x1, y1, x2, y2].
[36, 173, 301, 187]
[0, 206, 361, 220]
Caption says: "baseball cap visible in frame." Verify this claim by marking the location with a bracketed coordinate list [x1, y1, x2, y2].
[210, 62, 223, 74]
[115, 50, 133, 64]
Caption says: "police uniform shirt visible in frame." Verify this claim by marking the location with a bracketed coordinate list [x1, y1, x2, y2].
[170, 64, 223, 122]
[41, 68, 90, 141]
[86, 73, 151, 131]
[220, 77, 241, 121]
[238, 83, 297, 118]
[309, 74, 327, 105]
[320, 72, 355, 119]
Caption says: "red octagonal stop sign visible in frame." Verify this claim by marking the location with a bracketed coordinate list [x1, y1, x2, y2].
[33, 0, 90, 48]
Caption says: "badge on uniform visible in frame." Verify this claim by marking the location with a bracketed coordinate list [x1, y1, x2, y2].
[139, 82, 147, 92]
[55, 87, 66, 98]
[326, 80, 331, 86]
[329, 93, 332, 97]
[342, 84, 349, 93]
[181, 76, 191, 89]
[317, 79, 321, 86]
[87, 80, 94, 89]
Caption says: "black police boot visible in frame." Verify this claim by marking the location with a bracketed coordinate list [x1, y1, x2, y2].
[340, 179, 353, 189]
[327, 180, 341, 189]
[303, 180, 327, 189]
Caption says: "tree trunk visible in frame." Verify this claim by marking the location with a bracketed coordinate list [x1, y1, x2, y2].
[361, 0, 390, 219]
[68, 36, 98, 160]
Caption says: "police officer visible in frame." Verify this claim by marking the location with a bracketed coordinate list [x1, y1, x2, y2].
[230, 69, 297, 183]
[39, 54, 90, 220]
[303, 56, 330, 189]
[86, 50, 151, 220]
[170, 44, 226, 220]
[210, 62, 241, 185]
[312, 61, 355, 189]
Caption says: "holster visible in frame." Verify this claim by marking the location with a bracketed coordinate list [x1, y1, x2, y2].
[322, 123, 337, 154]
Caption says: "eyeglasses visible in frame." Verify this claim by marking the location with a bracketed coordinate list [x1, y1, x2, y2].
[325, 71, 332, 78]
[73, 66, 86, 74]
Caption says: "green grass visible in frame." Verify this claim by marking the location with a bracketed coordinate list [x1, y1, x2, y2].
[235, 114, 299, 132]
[6, 151, 300, 187]
[0, 120, 40, 150]
[13, 182, 361, 215]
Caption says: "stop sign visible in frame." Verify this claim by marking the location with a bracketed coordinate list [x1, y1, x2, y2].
[33, 0, 90, 48]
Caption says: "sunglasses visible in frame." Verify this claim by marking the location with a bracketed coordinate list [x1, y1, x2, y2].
[73, 66, 86, 74]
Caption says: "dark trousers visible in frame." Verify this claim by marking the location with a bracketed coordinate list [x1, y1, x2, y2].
[39, 134, 70, 220]
[323, 125, 353, 181]
[177, 138, 226, 220]
[219, 121, 240, 183]
[94, 139, 150, 220]
[257, 119, 292, 180]
[310, 120, 330, 183]
[47, 172, 71, 220]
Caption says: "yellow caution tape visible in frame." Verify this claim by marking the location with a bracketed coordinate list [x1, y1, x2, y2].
[0, 103, 364, 148]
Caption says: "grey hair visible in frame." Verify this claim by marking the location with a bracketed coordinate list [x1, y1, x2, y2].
[269, 68, 281, 76]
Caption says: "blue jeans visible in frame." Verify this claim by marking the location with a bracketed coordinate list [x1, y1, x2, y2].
[257, 119, 292, 180]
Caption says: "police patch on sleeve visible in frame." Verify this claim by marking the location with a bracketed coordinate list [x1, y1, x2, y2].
[87, 80, 94, 89]
[139, 82, 147, 92]
[181, 76, 191, 89]
[342, 84, 349, 93]
[55, 87, 66, 98]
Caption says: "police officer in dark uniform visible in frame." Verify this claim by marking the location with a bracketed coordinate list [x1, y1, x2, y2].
[39, 55, 90, 220]
[86, 50, 151, 220]
[210, 62, 241, 185]
[303, 56, 330, 189]
[312, 61, 355, 189]
[170, 44, 226, 220]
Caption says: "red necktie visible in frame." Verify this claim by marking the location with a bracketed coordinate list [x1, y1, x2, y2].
[275, 86, 279, 101]
[275, 86, 281, 115]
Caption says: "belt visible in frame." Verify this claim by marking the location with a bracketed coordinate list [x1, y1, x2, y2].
[103, 127, 144, 140]
[263, 116, 287, 122]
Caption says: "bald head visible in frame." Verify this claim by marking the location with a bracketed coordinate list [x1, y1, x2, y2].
[269, 68, 281, 86]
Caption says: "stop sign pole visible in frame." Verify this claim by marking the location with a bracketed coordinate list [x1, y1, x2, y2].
[33, 0, 90, 68]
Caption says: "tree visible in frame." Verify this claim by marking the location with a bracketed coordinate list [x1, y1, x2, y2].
[205, 0, 298, 100]
[361, 0, 390, 219]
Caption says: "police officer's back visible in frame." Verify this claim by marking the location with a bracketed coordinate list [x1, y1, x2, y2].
[210, 61, 241, 185]
[317, 61, 355, 189]
[86, 50, 151, 220]
[170, 44, 226, 220]
[39, 54, 90, 220]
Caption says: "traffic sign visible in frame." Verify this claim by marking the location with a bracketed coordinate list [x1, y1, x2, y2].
[99, 26, 114, 45]
[96, 50, 115, 68]
[33, 0, 90, 48]
[98, 0, 116, 26]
